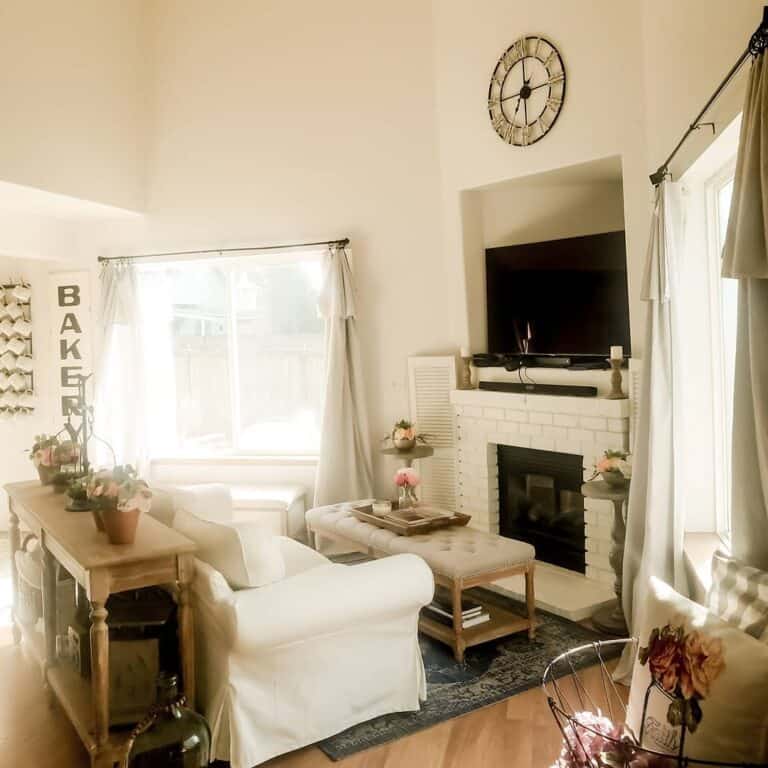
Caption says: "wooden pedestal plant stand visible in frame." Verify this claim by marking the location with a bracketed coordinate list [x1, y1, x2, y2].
[581, 480, 629, 636]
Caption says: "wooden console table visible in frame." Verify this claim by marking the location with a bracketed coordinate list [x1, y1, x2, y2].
[5, 481, 197, 768]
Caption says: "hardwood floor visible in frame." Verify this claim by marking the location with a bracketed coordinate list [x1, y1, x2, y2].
[0, 620, 620, 768]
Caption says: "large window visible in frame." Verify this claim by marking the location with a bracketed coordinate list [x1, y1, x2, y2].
[139, 251, 326, 457]
[706, 163, 738, 542]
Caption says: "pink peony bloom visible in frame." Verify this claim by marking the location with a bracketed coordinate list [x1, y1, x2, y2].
[394, 467, 420, 487]
[39, 446, 54, 468]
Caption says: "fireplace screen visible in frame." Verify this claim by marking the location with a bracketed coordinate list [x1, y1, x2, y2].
[497, 445, 585, 573]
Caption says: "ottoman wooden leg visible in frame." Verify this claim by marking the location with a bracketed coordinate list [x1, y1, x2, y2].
[452, 579, 466, 663]
[525, 563, 536, 640]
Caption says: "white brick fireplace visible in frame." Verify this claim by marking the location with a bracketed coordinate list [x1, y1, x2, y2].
[450, 388, 631, 618]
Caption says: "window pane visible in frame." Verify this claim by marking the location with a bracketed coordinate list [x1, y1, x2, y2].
[169, 263, 233, 453]
[233, 258, 324, 453]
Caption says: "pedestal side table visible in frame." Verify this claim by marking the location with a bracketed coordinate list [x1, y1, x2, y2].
[380, 445, 434, 468]
[581, 479, 629, 636]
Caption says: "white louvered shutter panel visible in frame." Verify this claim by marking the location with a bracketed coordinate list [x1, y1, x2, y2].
[628, 358, 643, 452]
[407, 356, 457, 511]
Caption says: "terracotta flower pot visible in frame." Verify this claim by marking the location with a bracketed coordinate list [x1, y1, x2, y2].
[101, 506, 141, 545]
[601, 469, 629, 488]
[37, 465, 60, 486]
[91, 507, 105, 532]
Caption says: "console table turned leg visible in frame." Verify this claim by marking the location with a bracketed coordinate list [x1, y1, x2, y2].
[8, 507, 21, 645]
[89, 600, 110, 747]
[591, 498, 628, 636]
[177, 555, 196, 709]
[41, 543, 58, 671]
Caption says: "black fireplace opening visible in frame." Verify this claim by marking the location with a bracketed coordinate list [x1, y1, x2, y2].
[498, 445, 585, 573]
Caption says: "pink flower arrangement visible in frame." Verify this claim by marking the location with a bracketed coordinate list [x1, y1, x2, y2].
[394, 467, 420, 488]
[87, 465, 153, 514]
[28, 434, 80, 469]
[638, 623, 725, 734]
[33, 445, 55, 468]
[594, 449, 632, 479]
[552, 711, 677, 768]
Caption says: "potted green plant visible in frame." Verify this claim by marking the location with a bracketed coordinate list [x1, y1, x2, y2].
[591, 450, 632, 488]
[28, 434, 62, 485]
[65, 477, 94, 512]
[87, 465, 153, 545]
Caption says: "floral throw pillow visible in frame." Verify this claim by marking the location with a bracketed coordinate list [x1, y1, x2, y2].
[625, 577, 768, 763]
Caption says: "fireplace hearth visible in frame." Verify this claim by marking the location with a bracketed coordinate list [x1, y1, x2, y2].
[498, 445, 585, 573]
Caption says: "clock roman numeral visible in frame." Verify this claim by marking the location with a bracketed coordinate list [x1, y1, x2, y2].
[514, 38, 527, 60]
[492, 112, 507, 132]
[546, 95, 563, 111]
[503, 50, 518, 70]
[503, 123, 515, 143]
[544, 50, 558, 69]
[547, 72, 565, 86]
[521, 124, 529, 146]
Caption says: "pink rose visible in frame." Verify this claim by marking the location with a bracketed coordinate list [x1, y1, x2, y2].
[39, 446, 54, 468]
[680, 631, 725, 700]
[644, 629, 684, 695]
[394, 468, 420, 487]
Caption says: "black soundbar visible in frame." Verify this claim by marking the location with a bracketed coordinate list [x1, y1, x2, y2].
[478, 381, 598, 397]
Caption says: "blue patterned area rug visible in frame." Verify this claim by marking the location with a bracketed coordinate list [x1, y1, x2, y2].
[317, 589, 620, 761]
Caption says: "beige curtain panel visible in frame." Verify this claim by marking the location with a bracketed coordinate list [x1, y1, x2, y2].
[313, 246, 374, 507]
[722, 52, 768, 570]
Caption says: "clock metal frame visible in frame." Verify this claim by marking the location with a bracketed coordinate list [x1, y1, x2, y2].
[487, 35, 566, 147]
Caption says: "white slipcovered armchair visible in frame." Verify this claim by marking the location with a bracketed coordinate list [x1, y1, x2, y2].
[170, 485, 434, 768]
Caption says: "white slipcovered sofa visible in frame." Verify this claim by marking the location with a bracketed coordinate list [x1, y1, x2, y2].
[169, 485, 434, 768]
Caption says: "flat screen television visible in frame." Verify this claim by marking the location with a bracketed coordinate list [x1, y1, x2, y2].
[485, 231, 631, 358]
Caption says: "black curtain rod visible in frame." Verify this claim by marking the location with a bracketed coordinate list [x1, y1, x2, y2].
[650, 6, 768, 186]
[97, 237, 350, 263]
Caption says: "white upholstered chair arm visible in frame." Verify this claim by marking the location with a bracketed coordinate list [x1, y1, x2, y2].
[231, 554, 434, 653]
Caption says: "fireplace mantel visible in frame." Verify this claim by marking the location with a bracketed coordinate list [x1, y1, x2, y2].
[450, 388, 631, 419]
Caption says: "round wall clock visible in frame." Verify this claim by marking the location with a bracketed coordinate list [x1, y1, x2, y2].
[487, 36, 566, 146]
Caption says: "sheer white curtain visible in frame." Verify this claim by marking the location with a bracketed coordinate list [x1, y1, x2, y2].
[95, 261, 147, 469]
[95, 261, 176, 472]
[616, 182, 689, 681]
[314, 245, 374, 506]
[722, 52, 768, 570]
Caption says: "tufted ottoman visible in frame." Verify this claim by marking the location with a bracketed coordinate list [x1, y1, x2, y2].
[306, 503, 536, 661]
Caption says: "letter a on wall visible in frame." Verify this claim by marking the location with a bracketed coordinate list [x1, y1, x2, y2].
[49, 271, 94, 417]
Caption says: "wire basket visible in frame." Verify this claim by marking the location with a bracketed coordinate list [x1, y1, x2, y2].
[542, 638, 764, 768]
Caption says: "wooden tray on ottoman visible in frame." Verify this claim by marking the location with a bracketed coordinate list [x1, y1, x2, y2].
[351, 504, 471, 536]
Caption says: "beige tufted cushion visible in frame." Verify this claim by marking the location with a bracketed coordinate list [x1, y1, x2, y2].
[306, 503, 534, 579]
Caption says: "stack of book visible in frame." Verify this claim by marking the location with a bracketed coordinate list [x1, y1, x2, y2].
[422, 588, 490, 629]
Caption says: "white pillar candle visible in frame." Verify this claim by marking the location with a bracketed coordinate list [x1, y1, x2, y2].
[610, 345, 623, 360]
[460, 346, 470, 359]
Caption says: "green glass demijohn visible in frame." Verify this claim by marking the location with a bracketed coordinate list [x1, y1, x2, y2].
[127, 673, 211, 768]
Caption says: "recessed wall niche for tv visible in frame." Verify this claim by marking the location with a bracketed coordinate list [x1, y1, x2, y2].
[0, 282, 34, 415]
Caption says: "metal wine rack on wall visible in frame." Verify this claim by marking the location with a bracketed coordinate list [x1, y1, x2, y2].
[0, 282, 34, 415]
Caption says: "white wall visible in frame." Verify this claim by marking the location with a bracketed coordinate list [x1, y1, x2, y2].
[0, 256, 59, 529]
[481, 178, 625, 249]
[0, 0, 148, 211]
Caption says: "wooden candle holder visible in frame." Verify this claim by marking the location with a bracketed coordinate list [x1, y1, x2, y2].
[606, 358, 627, 400]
